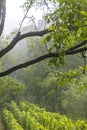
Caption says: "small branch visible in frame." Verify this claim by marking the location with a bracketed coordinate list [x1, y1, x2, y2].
[67, 46, 87, 54]
[18, 8, 29, 31]
[18, 0, 32, 31]
[68, 40, 87, 51]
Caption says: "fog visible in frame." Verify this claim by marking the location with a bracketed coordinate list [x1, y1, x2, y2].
[3, 0, 43, 34]
[4, 0, 24, 34]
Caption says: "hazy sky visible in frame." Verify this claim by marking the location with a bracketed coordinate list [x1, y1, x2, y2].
[3, 0, 43, 34]
[3, 0, 24, 33]
[6, 0, 24, 19]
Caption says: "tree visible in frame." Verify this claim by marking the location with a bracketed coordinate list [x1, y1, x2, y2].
[0, 76, 24, 110]
[0, 0, 87, 76]
[61, 75, 87, 120]
[0, 0, 6, 36]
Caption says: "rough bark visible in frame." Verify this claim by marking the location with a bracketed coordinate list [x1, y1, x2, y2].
[0, 0, 6, 36]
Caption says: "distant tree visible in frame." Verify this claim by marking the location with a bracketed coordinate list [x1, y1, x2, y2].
[0, 0, 87, 76]
[0, 77, 24, 110]
[61, 75, 87, 120]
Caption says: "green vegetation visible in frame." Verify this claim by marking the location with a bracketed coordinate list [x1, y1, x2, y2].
[0, 0, 87, 129]
[0, 77, 24, 110]
[2, 101, 87, 130]
[1, 37, 87, 120]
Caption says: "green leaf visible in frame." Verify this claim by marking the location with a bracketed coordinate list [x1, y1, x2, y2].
[42, 37, 47, 44]
[80, 11, 87, 16]
[46, 35, 51, 42]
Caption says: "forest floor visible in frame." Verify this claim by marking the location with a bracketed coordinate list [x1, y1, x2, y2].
[0, 116, 5, 130]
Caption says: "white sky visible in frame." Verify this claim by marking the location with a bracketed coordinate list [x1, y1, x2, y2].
[3, 0, 43, 34]
[3, 0, 57, 34]
[4, 0, 25, 33]
[6, 0, 24, 19]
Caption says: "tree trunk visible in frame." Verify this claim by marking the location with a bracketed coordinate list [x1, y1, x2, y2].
[0, 0, 6, 36]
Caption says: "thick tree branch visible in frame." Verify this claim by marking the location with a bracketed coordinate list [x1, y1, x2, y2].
[0, 26, 86, 59]
[0, 26, 87, 77]
[0, 23, 87, 60]
[0, 53, 57, 77]
[0, 46, 87, 77]
[0, 29, 50, 58]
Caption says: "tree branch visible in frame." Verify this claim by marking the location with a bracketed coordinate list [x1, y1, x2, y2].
[0, 29, 50, 58]
[68, 40, 87, 51]
[0, 46, 87, 77]
[0, 26, 87, 77]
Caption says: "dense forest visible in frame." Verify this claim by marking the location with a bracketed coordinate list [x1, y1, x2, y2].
[0, 0, 87, 129]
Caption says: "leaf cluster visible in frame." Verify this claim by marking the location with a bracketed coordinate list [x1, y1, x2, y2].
[43, 0, 87, 65]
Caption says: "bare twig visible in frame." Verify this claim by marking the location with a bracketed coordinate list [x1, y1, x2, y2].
[18, 9, 30, 32]
[18, 0, 33, 32]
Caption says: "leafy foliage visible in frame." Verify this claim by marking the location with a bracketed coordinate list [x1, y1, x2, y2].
[1, 0, 87, 121]
[3, 35, 86, 120]
[43, 0, 87, 65]
[2, 101, 87, 130]
[0, 77, 24, 110]
[2, 109, 24, 130]
[38, 71, 87, 120]
[61, 75, 87, 119]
